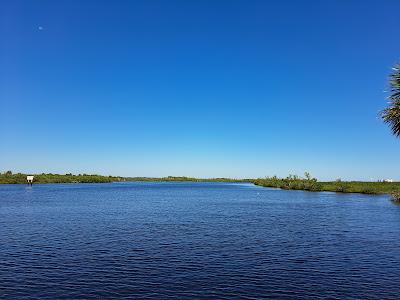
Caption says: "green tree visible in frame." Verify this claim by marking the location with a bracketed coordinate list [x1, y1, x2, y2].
[382, 64, 400, 136]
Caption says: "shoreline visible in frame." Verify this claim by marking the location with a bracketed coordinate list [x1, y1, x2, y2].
[1, 172, 399, 200]
[0, 172, 250, 185]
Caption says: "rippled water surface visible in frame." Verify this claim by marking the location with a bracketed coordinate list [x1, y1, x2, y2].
[1, 182, 400, 299]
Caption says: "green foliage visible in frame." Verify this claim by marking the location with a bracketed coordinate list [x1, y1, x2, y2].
[0, 172, 251, 185]
[332, 181, 348, 193]
[254, 173, 400, 195]
[254, 173, 320, 192]
[0, 172, 125, 184]
[381, 64, 400, 137]
[391, 192, 400, 203]
[125, 176, 251, 183]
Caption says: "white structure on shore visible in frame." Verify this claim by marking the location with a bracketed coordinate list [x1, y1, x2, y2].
[27, 175, 34, 185]
[383, 179, 394, 183]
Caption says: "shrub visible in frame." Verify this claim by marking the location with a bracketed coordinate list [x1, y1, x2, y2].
[391, 192, 400, 202]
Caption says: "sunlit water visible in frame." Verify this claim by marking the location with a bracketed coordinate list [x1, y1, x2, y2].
[1, 182, 400, 299]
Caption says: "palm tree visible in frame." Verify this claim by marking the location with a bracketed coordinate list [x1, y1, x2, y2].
[382, 64, 400, 137]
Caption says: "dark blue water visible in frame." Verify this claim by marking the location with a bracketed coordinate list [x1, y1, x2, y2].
[1, 182, 400, 299]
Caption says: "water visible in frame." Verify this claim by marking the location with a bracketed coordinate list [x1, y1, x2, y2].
[1, 182, 400, 299]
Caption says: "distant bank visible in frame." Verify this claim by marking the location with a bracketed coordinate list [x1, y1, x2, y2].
[0, 171, 250, 185]
[1, 171, 399, 201]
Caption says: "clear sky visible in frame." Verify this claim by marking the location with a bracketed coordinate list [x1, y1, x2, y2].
[1, 0, 399, 180]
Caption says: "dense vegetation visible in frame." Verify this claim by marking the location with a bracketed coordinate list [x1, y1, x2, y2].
[0, 172, 249, 184]
[379, 64, 400, 202]
[254, 173, 400, 200]
[391, 192, 400, 203]
[126, 176, 251, 183]
[254, 173, 320, 191]
[0, 171, 125, 184]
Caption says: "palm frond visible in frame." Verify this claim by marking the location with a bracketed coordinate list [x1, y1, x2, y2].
[382, 64, 400, 137]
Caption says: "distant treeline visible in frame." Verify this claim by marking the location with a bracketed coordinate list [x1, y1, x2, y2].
[0, 172, 250, 185]
[126, 176, 252, 183]
[253, 173, 400, 201]
[0, 171, 125, 184]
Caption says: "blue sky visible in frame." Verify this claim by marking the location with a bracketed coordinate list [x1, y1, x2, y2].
[1, 0, 399, 180]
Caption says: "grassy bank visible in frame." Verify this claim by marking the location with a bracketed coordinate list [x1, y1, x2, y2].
[254, 174, 400, 199]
